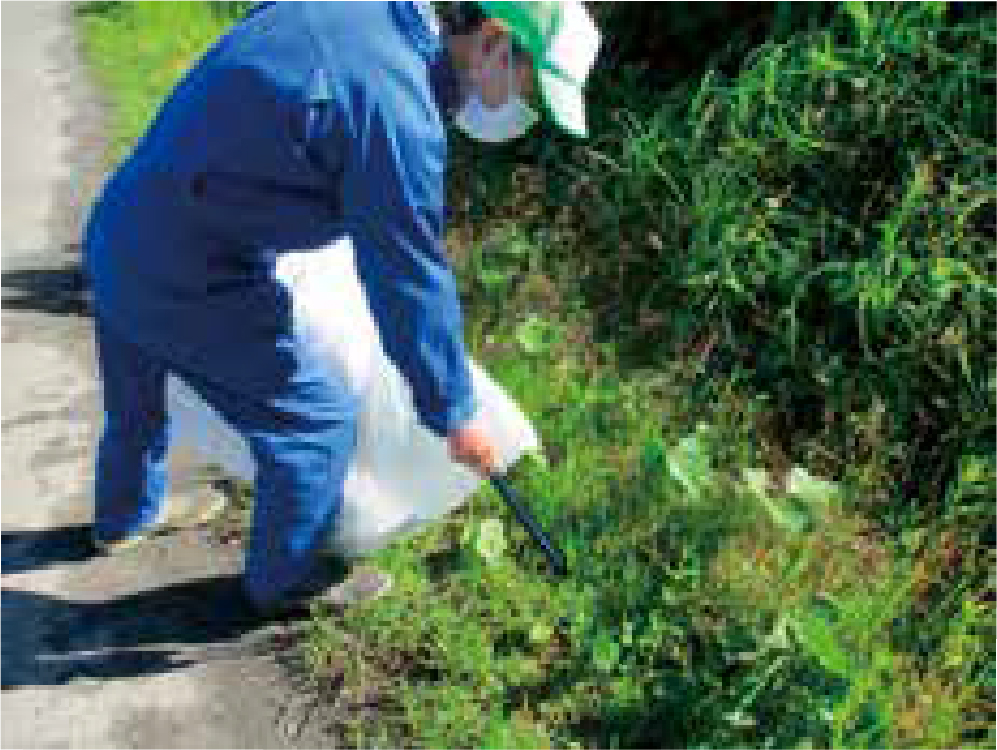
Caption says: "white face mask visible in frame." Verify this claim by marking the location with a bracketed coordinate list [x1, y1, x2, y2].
[454, 35, 538, 143]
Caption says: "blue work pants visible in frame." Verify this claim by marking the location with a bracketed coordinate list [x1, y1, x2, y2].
[91, 315, 358, 608]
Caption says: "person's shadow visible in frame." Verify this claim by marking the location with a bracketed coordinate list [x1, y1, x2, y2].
[2, 524, 318, 690]
[1, 261, 93, 317]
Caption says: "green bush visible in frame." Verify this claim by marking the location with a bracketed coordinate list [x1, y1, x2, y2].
[459, 1, 996, 534]
[435, 5, 995, 745]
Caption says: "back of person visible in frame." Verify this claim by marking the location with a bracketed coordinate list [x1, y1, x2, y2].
[84, 0, 599, 616]
[84, 1, 445, 359]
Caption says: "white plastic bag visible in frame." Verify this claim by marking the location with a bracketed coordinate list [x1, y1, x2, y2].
[165, 235, 542, 558]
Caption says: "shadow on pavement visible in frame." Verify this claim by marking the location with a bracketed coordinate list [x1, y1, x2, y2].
[1, 524, 328, 690]
[1, 524, 98, 575]
[1, 261, 93, 317]
[1, 569, 304, 690]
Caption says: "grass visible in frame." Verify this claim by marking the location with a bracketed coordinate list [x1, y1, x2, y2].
[75, 0, 244, 167]
[76, 2, 995, 748]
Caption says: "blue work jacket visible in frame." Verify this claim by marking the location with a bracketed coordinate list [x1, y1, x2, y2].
[83, 1, 477, 438]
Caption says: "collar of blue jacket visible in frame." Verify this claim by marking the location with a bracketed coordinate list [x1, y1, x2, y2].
[384, 2, 460, 115]
[248, 1, 460, 115]
[391, 1, 440, 60]
[414, 1, 441, 37]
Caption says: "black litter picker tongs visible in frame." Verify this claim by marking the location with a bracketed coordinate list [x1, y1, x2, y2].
[488, 471, 568, 578]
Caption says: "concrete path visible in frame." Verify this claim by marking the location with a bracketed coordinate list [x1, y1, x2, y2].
[1, 4, 333, 747]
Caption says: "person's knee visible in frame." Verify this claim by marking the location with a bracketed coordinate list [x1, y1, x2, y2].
[288, 399, 358, 439]
[252, 405, 357, 466]
[314, 408, 358, 456]
[292, 384, 359, 434]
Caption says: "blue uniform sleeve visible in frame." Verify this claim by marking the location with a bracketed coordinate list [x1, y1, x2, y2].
[307, 71, 478, 439]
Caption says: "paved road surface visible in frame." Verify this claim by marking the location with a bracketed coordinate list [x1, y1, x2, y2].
[1, 4, 333, 747]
